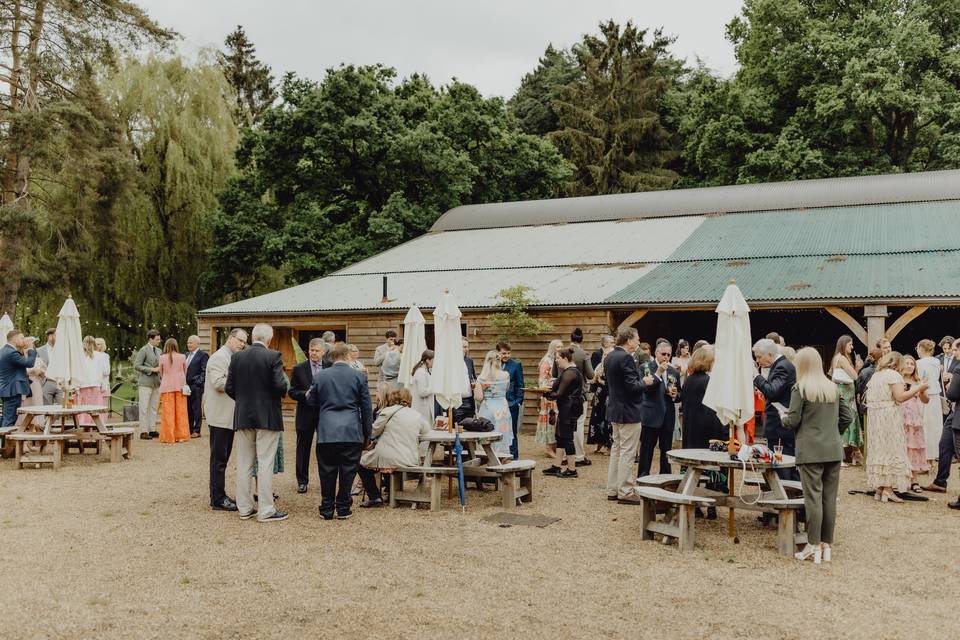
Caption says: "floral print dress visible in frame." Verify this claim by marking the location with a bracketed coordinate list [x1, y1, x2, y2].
[535, 357, 556, 445]
[478, 377, 514, 455]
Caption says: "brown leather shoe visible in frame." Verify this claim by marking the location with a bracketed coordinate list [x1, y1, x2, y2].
[617, 493, 644, 505]
[925, 483, 947, 493]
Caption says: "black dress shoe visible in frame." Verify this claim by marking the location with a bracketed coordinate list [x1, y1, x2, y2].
[575, 458, 592, 467]
[542, 466, 562, 476]
[948, 500, 960, 510]
[360, 499, 384, 508]
[139, 433, 152, 440]
[707, 507, 717, 520]
[149, 431, 159, 438]
[297, 484, 308, 494]
[319, 512, 334, 520]
[335, 511, 353, 520]
[211, 498, 238, 511]
[260, 511, 288, 522]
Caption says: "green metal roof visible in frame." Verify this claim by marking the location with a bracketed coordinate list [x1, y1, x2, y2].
[605, 251, 960, 305]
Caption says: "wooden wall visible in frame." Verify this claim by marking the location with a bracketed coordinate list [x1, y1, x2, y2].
[196, 309, 614, 431]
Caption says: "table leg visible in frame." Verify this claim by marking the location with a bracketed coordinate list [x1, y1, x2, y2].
[482, 441, 502, 467]
[728, 471, 738, 542]
[763, 469, 788, 500]
[677, 467, 702, 495]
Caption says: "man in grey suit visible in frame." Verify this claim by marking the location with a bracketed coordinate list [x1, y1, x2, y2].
[35, 328, 62, 405]
[132, 330, 162, 439]
[204, 328, 248, 512]
[307, 342, 373, 520]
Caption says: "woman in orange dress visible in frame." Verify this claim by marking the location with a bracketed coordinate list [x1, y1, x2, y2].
[158, 338, 190, 443]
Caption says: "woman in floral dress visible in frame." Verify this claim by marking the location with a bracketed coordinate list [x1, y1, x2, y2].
[476, 350, 514, 456]
[536, 340, 563, 456]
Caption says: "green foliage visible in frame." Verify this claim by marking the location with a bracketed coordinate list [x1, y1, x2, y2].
[487, 285, 554, 344]
[550, 21, 679, 196]
[509, 45, 581, 136]
[219, 25, 277, 127]
[204, 66, 571, 302]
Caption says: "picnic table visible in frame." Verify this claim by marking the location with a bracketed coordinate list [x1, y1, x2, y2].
[635, 448, 802, 554]
[389, 430, 535, 510]
[4, 405, 133, 469]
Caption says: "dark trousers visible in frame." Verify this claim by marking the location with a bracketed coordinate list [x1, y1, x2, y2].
[509, 404, 520, 459]
[316, 442, 362, 517]
[1, 396, 21, 428]
[453, 396, 476, 424]
[638, 425, 672, 477]
[358, 466, 384, 501]
[295, 428, 315, 486]
[187, 386, 204, 433]
[208, 425, 235, 505]
[934, 411, 960, 487]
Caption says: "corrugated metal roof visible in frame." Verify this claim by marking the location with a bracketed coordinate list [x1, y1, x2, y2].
[339, 215, 705, 274]
[668, 201, 960, 260]
[432, 169, 960, 232]
[605, 251, 960, 304]
[200, 264, 656, 315]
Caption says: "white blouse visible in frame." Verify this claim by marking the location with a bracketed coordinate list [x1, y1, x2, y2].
[917, 356, 942, 395]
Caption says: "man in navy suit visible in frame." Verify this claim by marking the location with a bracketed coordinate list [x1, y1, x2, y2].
[604, 328, 646, 504]
[497, 341, 524, 459]
[0, 330, 37, 427]
[753, 337, 797, 480]
[288, 338, 326, 494]
[307, 342, 373, 520]
[637, 341, 682, 478]
[184, 335, 209, 438]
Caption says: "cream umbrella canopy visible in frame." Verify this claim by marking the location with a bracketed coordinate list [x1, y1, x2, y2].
[45, 296, 87, 393]
[431, 290, 466, 426]
[0, 313, 13, 341]
[398, 304, 427, 390]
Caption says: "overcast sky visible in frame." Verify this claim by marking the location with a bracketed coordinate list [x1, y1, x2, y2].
[137, 0, 743, 97]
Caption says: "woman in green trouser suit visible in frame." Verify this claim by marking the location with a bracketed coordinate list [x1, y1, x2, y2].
[782, 348, 854, 565]
[829, 336, 863, 465]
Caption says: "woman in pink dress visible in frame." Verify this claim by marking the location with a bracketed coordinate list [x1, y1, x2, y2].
[899, 355, 929, 492]
[77, 336, 103, 425]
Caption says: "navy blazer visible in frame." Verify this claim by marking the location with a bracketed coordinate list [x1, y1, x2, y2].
[307, 362, 373, 444]
[289, 359, 323, 432]
[754, 355, 796, 432]
[604, 346, 644, 424]
[225, 343, 288, 431]
[502, 358, 524, 408]
[185, 349, 209, 388]
[0, 345, 36, 398]
[639, 361, 681, 430]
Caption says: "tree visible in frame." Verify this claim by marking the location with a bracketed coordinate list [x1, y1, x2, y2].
[205, 66, 571, 302]
[487, 285, 554, 344]
[509, 45, 580, 137]
[0, 0, 174, 314]
[550, 20, 679, 196]
[219, 25, 277, 127]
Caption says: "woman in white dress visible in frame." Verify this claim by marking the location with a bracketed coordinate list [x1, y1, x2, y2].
[410, 349, 435, 423]
[94, 338, 111, 406]
[915, 339, 943, 464]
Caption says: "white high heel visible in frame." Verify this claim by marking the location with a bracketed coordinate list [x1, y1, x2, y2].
[795, 544, 822, 564]
[822, 544, 831, 563]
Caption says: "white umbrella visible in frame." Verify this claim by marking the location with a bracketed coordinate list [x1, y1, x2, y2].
[398, 304, 427, 389]
[0, 313, 13, 341]
[703, 281, 755, 442]
[431, 290, 466, 422]
[46, 296, 87, 391]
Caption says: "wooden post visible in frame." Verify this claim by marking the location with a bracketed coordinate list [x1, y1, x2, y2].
[864, 305, 888, 348]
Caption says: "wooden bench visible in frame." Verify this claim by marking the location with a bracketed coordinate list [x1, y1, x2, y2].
[636, 487, 715, 552]
[744, 477, 803, 498]
[99, 425, 135, 462]
[390, 466, 458, 511]
[757, 498, 807, 556]
[0, 425, 16, 458]
[7, 432, 75, 470]
[636, 473, 684, 490]
[486, 459, 535, 508]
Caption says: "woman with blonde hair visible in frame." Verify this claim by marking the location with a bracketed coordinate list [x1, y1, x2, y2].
[782, 347, 854, 563]
[899, 354, 930, 491]
[475, 350, 513, 455]
[157, 338, 190, 443]
[77, 336, 103, 426]
[915, 339, 943, 464]
[865, 352, 928, 503]
[536, 339, 563, 455]
[93, 338, 111, 404]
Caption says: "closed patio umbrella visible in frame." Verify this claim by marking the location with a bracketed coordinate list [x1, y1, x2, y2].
[0, 313, 13, 341]
[701, 281, 755, 540]
[45, 297, 87, 399]
[398, 304, 427, 390]
[430, 290, 465, 421]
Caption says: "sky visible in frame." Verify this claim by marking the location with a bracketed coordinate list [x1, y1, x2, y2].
[136, 0, 743, 98]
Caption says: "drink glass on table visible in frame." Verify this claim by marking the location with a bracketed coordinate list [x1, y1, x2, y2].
[773, 444, 783, 462]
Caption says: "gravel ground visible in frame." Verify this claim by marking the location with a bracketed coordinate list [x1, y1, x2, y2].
[2, 431, 957, 640]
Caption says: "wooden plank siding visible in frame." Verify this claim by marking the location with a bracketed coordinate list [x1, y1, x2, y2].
[196, 309, 614, 431]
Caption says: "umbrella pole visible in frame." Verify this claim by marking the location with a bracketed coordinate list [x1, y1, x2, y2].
[447, 406, 454, 497]
[727, 422, 738, 542]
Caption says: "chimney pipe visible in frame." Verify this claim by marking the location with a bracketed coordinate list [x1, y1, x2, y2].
[381, 275, 389, 304]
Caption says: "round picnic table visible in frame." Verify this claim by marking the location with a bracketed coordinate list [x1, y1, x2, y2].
[666, 448, 796, 542]
[419, 430, 505, 468]
[17, 404, 110, 435]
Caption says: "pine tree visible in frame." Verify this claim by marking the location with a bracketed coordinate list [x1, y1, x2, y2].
[219, 26, 277, 127]
[509, 45, 580, 137]
[551, 21, 678, 196]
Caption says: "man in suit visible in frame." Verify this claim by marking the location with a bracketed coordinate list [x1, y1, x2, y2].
[204, 328, 247, 512]
[132, 330, 162, 439]
[591, 335, 614, 369]
[307, 342, 373, 520]
[452, 338, 477, 423]
[289, 338, 326, 494]
[184, 335, 209, 439]
[637, 340, 681, 478]
[753, 338, 798, 480]
[937, 336, 955, 372]
[0, 330, 37, 427]
[605, 327, 646, 504]
[225, 324, 289, 523]
[928, 336, 960, 495]
[497, 341, 525, 459]
[554, 328, 595, 466]
[35, 328, 62, 405]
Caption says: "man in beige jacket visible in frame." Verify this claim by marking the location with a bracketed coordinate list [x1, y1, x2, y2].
[204, 328, 248, 511]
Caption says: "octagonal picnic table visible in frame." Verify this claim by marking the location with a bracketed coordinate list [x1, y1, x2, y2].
[5, 405, 133, 468]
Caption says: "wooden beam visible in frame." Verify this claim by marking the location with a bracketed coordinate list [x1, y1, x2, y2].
[617, 310, 648, 332]
[885, 305, 929, 342]
[824, 306, 868, 347]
